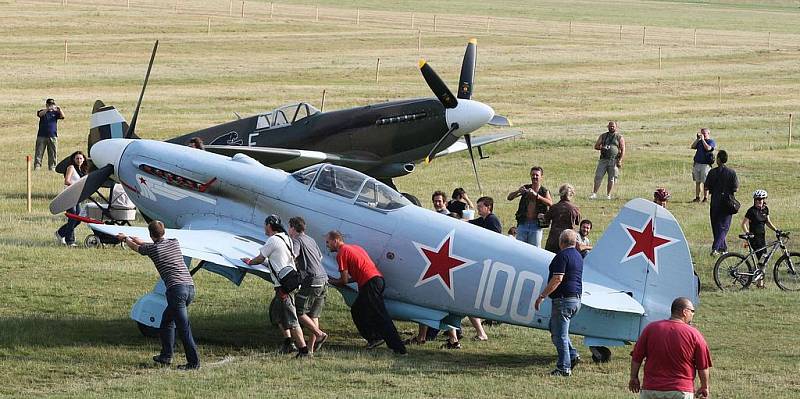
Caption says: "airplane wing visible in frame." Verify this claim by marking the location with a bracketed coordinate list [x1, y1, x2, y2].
[88, 223, 271, 282]
[434, 130, 521, 158]
[204, 145, 380, 172]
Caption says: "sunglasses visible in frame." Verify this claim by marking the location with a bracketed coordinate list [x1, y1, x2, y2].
[686, 308, 695, 313]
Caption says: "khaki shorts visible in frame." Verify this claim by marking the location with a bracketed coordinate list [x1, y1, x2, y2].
[692, 162, 711, 183]
[640, 389, 694, 399]
[295, 284, 327, 318]
[594, 158, 619, 183]
[269, 289, 300, 329]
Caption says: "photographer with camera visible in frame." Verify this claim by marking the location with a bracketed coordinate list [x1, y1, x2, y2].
[34, 98, 65, 171]
[590, 121, 625, 200]
[690, 128, 716, 203]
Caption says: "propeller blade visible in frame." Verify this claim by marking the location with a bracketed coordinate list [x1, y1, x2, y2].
[464, 134, 483, 194]
[419, 59, 458, 109]
[488, 114, 512, 127]
[425, 123, 459, 164]
[457, 38, 477, 100]
[49, 165, 114, 214]
[127, 40, 158, 138]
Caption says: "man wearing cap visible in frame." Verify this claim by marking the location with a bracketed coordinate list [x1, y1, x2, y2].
[242, 215, 311, 358]
[35, 98, 65, 171]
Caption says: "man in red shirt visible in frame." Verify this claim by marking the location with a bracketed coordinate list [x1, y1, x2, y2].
[629, 297, 712, 399]
[326, 230, 407, 355]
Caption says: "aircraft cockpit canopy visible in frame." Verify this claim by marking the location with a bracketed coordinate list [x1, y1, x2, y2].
[259, 103, 320, 129]
[292, 164, 409, 211]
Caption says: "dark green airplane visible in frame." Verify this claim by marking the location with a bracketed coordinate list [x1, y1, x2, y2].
[166, 39, 518, 191]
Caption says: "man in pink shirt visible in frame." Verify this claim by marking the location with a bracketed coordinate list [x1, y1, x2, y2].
[629, 297, 712, 399]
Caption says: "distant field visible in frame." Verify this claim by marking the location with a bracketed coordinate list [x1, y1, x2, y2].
[1, 1, 799, 397]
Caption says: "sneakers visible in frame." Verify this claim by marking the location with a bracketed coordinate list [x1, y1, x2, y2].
[279, 338, 297, 354]
[570, 356, 582, 367]
[366, 339, 385, 350]
[295, 348, 312, 359]
[692, 197, 701, 203]
[313, 333, 328, 352]
[550, 368, 571, 377]
[54, 232, 66, 246]
[152, 355, 172, 366]
[589, 193, 597, 199]
[442, 340, 461, 350]
[702, 197, 708, 203]
[606, 194, 612, 200]
[176, 363, 200, 370]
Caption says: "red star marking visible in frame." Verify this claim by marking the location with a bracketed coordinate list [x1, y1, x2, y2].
[414, 232, 475, 299]
[623, 218, 676, 270]
[139, 176, 147, 185]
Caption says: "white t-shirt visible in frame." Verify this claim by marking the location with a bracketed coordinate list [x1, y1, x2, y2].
[259, 232, 295, 286]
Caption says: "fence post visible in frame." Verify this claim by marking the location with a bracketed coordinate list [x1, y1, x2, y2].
[768, 32, 771, 51]
[789, 113, 793, 147]
[433, 15, 437, 32]
[320, 89, 326, 112]
[417, 29, 421, 54]
[642, 26, 646, 45]
[270, 2, 274, 19]
[229, 0, 232, 16]
[717, 76, 721, 106]
[411, 13, 414, 29]
[619, 24, 622, 41]
[207, 17, 211, 35]
[693, 28, 697, 46]
[315, 6, 319, 22]
[486, 16, 490, 33]
[174, 0, 178, 13]
[375, 58, 381, 83]
[356, 9, 360, 25]
[241, 1, 245, 18]
[569, 20, 572, 40]
[127, 0, 130, 10]
[26, 155, 32, 213]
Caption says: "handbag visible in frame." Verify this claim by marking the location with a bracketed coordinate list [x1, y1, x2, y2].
[705, 150, 716, 166]
[724, 192, 740, 215]
[268, 235, 301, 293]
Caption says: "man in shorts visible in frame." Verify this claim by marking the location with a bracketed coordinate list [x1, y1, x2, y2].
[690, 128, 716, 203]
[590, 121, 625, 200]
[288, 216, 329, 353]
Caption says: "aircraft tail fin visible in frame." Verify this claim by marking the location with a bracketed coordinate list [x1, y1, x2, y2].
[584, 198, 699, 334]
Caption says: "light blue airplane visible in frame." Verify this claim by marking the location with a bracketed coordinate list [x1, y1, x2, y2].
[51, 108, 699, 361]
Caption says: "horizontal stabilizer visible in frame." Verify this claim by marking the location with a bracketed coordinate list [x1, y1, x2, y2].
[435, 130, 521, 158]
[205, 145, 380, 172]
[582, 282, 645, 314]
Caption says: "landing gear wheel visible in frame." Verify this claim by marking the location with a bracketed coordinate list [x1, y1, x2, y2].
[136, 322, 160, 338]
[84, 234, 102, 248]
[590, 346, 611, 363]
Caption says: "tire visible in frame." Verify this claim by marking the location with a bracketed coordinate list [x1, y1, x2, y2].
[136, 322, 160, 338]
[84, 234, 101, 248]
[773, 252, 800, 291]
[713, 253, 754, 291]
[589, 346, 611, 363]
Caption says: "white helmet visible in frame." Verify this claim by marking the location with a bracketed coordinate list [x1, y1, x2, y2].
[753, 189, 768, 200]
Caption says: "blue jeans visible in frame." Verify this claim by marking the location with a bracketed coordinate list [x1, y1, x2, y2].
[516, 221, 543, 247]
[710, 208, 732, 252]
[160, 284, 199, 366]
[57, 203, 81, 244]
[549, 297, 581, 372]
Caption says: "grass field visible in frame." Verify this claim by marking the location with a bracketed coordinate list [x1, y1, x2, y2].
[2, 0, 800, 397]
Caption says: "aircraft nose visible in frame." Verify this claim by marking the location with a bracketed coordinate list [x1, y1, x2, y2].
[90, 139, 134, 171]
[445, 99, 495, 137]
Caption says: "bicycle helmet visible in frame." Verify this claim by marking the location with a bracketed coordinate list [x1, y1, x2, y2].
[753, 189, 768, 200]
[654, 188, 671, 202]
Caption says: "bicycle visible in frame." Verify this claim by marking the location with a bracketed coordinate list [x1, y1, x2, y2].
[713, 231, 800, 291]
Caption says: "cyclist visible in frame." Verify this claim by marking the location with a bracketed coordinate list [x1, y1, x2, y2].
[653, 188, 670, 208]
[741, 189, 779, 287]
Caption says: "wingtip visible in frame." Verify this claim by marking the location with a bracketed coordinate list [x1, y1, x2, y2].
[469, 38, 477, 45]
[418, 59, 427, 69]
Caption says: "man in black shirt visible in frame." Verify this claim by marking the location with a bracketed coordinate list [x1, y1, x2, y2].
[704, 150, 739, 256]
[468, 196, 502, 234]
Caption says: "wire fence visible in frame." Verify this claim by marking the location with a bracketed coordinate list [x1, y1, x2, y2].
[19, 0, 800, 50]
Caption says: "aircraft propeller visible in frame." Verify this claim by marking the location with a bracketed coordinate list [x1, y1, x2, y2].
[49, 164, 115, 214]
[125, 40, 158, 140]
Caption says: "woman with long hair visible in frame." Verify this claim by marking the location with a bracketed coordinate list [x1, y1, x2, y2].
[55, 151, 88, 246]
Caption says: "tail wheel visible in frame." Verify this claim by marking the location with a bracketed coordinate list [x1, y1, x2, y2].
[590, 346, 611, 363]
[84, 234, 102, 248]
[774, 252, 800, 291]
[136, 322, 159, 338]
[713, 253, 754, 291]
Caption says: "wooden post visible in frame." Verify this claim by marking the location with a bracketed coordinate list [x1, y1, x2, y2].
[717, 76, 721, 105]
[619, 25, 622, 41]
[315, 6, 319, 22]
[417, 29, 421, 54]
[270, 2, 274, 19]
[693, 29, 697, 46]
[26, 156, 32, 213]
[486, 17, 490, 33]
[320, 89, 326, 112]
[229, 0, 233, 16]
[356, 9, 360, 25]
[207, 17, 211, 35]
[642, 26, 646, 46]
[241, 1, 245, 18]
[789, 113, 793, 146]
[433, 15, 437, 32]
[375, 58, 380, 83]
[64, 40, 68, 64]
[658, 46, 662, 70]
[174, 0, 178, 13]
[411, 13, 414, 29]
[569, 20, 572, 40]
[127, 0, 130, 10]
[768, 31, 771, 50]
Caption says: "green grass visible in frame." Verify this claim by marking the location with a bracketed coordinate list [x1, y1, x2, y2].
[2, 0, 800, 397]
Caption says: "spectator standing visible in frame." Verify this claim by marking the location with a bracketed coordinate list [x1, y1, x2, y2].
[446, 188, 474, 219]
[704, 150, 738, 256]
[287, 217, 329, 353]
[629, 297, 712, 399]
[242, 215, 311, 358]
[543, 184, 581, 254]
[326, 231, 407, 355]
[576, 220, 592, 258]
[742, 190, 779, 288]
[117, 221, 201, 370]
[468, 196, 502, 234]
[653, 188, 671, 209]
[690, 128, 715, 203]
[507, 166, 553, 247]
[590, 121, 625, 199]
[35, 98, 65, 171]
[54, 151, 87, 246]
[535, 230, 583, 376]
[432, 190, 449, 215]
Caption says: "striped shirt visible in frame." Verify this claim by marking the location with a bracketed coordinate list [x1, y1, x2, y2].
[138, 238, 194, 288]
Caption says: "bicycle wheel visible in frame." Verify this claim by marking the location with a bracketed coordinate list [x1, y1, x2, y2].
[773, 252, 800, 291]
[714, 253, 754, 291]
